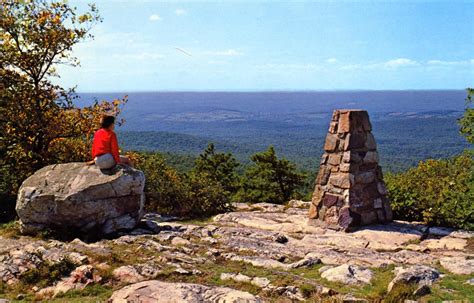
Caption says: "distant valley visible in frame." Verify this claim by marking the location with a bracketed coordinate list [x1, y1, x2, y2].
[78, 91, 470, 173]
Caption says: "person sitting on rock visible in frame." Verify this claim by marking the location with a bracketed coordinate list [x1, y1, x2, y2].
[86, 115, 133, 169]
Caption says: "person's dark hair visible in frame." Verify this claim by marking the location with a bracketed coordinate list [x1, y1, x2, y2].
[101, 115, 115, 129]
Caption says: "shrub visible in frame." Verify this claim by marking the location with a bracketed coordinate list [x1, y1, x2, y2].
[136, 151, 233, 218]
[237, 146, 307, 204]
[459, 87, 474, 144]
[385, 152, 474, 230]
[136, 152, 188, 215]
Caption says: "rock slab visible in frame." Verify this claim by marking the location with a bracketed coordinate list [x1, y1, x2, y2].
[16, 163, 145, 236]
[309, 109, 392, 231]
[109, 280, 261, 303]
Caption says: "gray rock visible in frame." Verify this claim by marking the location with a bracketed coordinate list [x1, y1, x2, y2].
[320, 264, 373, 285]
[440, 257, 474, 275]
[108, 280, 261, 302]
[288, 257, 321, 269]
[274, 233, 288, 244]
[16, 163, 145, 236]
[388, 265, 440, 293]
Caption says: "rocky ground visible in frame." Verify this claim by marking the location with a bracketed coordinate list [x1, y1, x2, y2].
[0, 201, 473, 302]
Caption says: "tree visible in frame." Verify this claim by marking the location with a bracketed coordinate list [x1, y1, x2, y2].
[385, 153, 473, 230]
[1, 0, 126, 220]
[192, 143, 240, 197]
[459, 87, 474, 145]
[237, 146, 306, 204]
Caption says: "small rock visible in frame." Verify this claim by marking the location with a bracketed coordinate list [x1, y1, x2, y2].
[220, 272, 252, 283]
[174, 266, 191, 275]
[320, 264, 373, 285]
[342, 294, 369, 302]
[288, 257, 321, 269]
[252, 277, 271, 288]
[273, 286, 304, 301]
[113, 266, 144, 284]
[274, 234, 288, 244]
[171, 237, 191, 246]
[466, 278, 474, 285]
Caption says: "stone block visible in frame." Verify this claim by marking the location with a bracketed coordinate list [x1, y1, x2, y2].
[328, 154, 342, 166]
[377, 182, 388, 195]
[316, 166, 331, 185]
[363, 151, 379, 163]
[322, 194, 340, 208]
[342, 151, 362, 163]
[324, 133, 339, 152]
[344, 133, 367, 151]
[338, 110, 371, 133]
[360, 211, 378, 225]
[376, 210, 386, 222]
[329, 173, 354, 189]
[339, 163, 350, 172]
[320, 154, 328, 165]
[338, 111, 351, 133]
[329, 121, 338, 134]
[325, 207, 339, 225]
[365, 133, 377, 150]
[373, 198, 383, 209]
[308, 203, 318, 219]
[355, 171, 375, 184]
[312, 185, 323, 204]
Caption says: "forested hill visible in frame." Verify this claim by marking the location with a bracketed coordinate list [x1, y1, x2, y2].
[118, 113, 468, 173]
[76, 90, 469, 172]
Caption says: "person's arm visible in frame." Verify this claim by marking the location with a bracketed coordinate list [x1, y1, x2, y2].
[110, 132, 121, 164]
[91, 133, 96, 158]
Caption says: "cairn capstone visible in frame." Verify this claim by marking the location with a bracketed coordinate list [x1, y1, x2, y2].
[309, 110, 392, 231]
[16, 163, 145, 237]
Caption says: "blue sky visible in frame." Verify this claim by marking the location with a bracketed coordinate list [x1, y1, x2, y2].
[58, 0, 474, 92]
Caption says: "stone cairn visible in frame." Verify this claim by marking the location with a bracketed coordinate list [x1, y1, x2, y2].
[309, 109, 392, 231]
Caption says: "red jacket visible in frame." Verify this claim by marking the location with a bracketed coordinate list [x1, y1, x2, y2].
[92, 128, 121, 164]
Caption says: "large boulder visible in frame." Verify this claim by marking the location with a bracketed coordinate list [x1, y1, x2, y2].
[16, 163, 145, 237]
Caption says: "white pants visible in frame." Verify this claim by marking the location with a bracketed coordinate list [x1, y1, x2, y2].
[94, 153, 116, 169]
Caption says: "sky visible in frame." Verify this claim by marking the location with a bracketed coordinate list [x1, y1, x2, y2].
[57, 0, 474, 92]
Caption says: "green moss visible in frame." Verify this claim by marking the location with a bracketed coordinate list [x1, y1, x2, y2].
[54, 284, 113, 300]
[426, 273, 474, 301]
[299, 283, 316, 298]
[0, 221, 21, 238]
[19, 257, 76, 288]
[383, 281, 417, 303]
